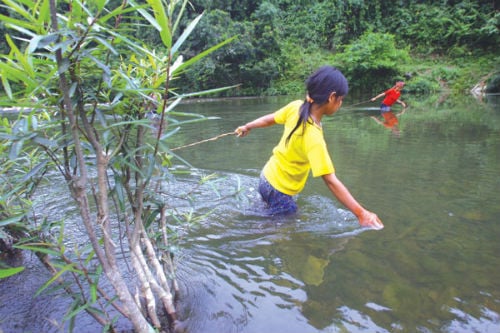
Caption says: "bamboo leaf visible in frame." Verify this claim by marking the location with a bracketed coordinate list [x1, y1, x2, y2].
[0, 60, 33, 84]
[112, 176, 126, 210]
[144, 153, 156, 181]
[175, 84, 241, 99]
[14, 244, 59, 256]
[36, 0, 51, 26]
[73, 0, 93, 18]
[107, 119, 151, 129]
[0, 267, 25, 279]
[129, 0, 161, 32]
[1, 72, 14, 99]
[32, 136, 58, 148]
[87, 54, 112, 75]
[105, 28, 155, 57]
[21, 159, 48, 181]
[92, 36, 118, 55]
[99, 5, 141, 25]
[36, 263, 76, 296]
[145, 0, 172, 48]
[171, 0, 189, 36]
[0, 17, 38, 36]
[28, 34, 58, 53]
[5, 35, 35, 77]
[90, 283, 97, 303]
[0, 16, 32, 34]
[0, 214, 25, 227]
[176, 36, 237, 74]
[171, 13, 203, 56]
[9, 139, 24, 160]
[158, 126, 179, 140]
[2, 0, 36, 22]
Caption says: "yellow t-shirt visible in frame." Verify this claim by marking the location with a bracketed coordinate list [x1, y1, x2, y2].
[262, 100, 335, 195]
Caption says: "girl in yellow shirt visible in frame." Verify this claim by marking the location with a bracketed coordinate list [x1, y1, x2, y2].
[235, 66, 383, 230]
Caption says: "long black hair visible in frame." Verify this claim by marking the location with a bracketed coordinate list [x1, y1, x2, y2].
[285, 66, 348, 145]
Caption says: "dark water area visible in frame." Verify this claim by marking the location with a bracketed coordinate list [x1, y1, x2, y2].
[1, 92, 499, 332]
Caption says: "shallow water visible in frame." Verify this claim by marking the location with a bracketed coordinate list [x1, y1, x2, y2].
[1, 93, 499, 333]
[170, 93, 500, 333]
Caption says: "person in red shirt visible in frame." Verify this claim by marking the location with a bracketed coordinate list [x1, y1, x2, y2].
[370, 81, 407, 132]
[371, 81, 407, 112]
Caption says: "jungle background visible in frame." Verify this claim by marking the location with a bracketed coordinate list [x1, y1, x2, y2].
[2, 0, 499, 97]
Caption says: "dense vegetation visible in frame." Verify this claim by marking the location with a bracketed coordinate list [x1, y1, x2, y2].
[0, 0, 498, 95]
[176, 0, 500, 95]
[0, 0, 238, 331]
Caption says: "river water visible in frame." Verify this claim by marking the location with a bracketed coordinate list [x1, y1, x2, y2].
[1, 93, 499, 333]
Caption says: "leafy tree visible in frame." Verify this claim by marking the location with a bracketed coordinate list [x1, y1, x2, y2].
[180, 5, 282, 96]
[389, 2, 499, 55]
[0, 0, 236, 331]
[180, 9, 253, 93]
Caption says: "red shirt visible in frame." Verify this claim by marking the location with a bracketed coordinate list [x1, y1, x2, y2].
[382, 88, 401, 106]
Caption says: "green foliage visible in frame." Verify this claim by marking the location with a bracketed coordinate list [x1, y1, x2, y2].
[389, 2, 499, 55]
[0, 266, 24, 278]
[404, 76, 441, 94]
[1, 0, 498, 97]
[279, 0, 388, 50]
[138, 0, 498, 95]
[180, 6, 282, 96]
[334, 31, 410, 91]
[0, 0, 237, 331]
[269, 40, 334, 95]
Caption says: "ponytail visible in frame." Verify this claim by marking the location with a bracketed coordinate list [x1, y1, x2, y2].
[285, 100, 312, 146]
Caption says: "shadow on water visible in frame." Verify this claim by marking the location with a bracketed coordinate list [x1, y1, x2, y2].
[2, 93, 500, 333]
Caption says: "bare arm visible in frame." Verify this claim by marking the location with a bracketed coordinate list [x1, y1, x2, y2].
[371, 92, 385, 102]
[235, 113, 276, 137]
[322, 173, 383, 230]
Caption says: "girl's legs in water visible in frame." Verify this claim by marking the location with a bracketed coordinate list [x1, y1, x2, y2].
[258, 174, 297, 215]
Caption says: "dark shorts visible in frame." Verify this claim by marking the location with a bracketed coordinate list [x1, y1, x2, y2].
[258, 174, 297, 216]
[380, 103, 391, 113]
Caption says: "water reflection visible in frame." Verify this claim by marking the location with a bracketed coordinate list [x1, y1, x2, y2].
[2, 94, 500, 333]
[371, 108, 406, 135]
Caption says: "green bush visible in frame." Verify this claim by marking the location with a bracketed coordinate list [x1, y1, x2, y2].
[334, 31, 410, 91]
[405, 77, 440, 94]
[431, 66, 460, 82]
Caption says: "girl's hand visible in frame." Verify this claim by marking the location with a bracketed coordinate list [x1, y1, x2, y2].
[358, 209, 384, 230]
[235, 125, 249, 137]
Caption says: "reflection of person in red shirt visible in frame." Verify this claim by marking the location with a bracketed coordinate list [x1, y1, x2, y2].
[371, 108, 406, 135]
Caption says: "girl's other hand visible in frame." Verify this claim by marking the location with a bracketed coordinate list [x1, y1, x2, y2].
[358, 210, 384, 230]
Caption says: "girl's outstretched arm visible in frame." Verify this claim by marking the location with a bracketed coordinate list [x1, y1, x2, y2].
[371, 92, 385, 102]
[235, 113, 276, 137]
[322, 173, 384, 230]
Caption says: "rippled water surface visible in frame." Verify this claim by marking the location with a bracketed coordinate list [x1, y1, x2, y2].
[1, 93, 499, 333]
[170, 93, 500, 333]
